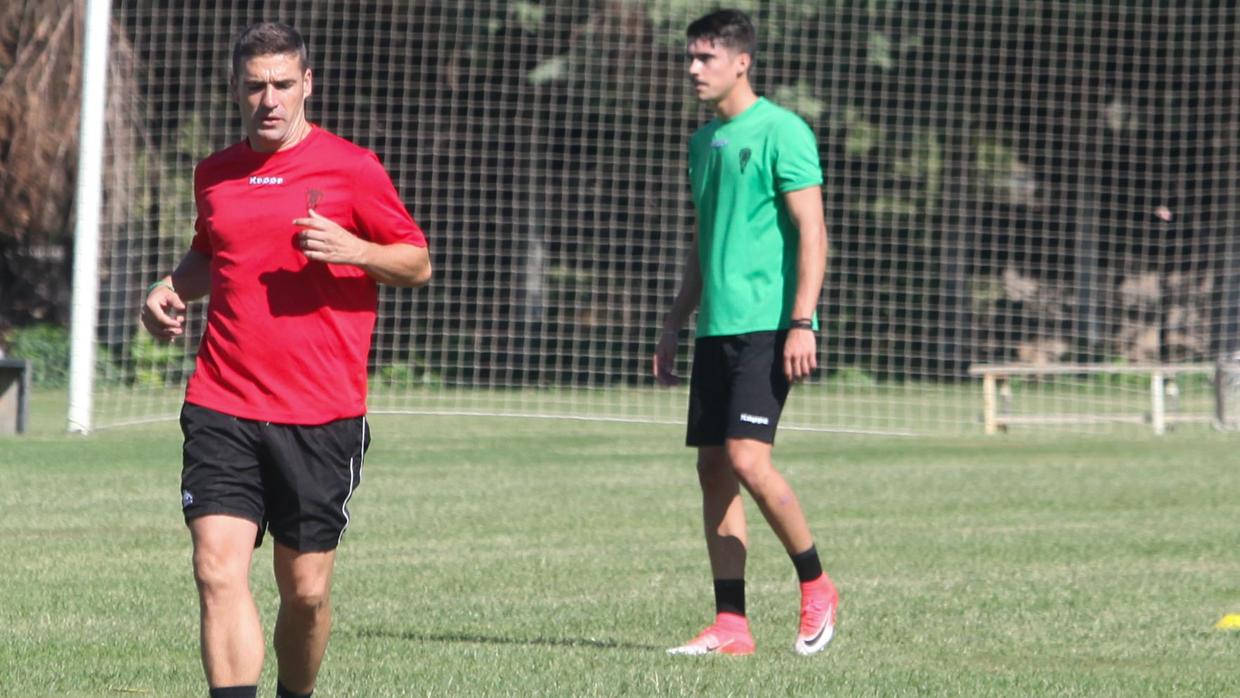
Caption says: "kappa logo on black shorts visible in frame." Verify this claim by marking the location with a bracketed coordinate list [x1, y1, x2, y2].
[181, 489, 194, 508]
[740, 413, 770, 425]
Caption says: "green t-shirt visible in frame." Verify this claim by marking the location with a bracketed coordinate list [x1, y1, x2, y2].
[688, 97, 823, 338]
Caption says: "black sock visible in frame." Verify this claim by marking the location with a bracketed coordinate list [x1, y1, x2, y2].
[790, 544, 824, 583]
[209, 687, 257, 698]
[713, 578, 746, 616]
[276, 681, 313, 698]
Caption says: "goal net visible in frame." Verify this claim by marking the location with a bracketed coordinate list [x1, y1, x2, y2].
[80, 1, 1240, 434]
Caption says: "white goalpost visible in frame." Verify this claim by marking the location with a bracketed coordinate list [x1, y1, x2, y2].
[67, 0, 112, 434]
[70, 1, 1240, 435]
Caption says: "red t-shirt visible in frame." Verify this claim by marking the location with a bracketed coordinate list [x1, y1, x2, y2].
[185, 127, 426, 424]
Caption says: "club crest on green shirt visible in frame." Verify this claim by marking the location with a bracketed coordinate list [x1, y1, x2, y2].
[739, 147, 752, 173]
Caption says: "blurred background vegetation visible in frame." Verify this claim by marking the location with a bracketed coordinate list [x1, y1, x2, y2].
[3, 1, 1238, 389]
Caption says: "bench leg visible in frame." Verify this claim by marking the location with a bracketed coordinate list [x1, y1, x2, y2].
[983, 374, 998, 435]
[1150, 370, 1165, 435]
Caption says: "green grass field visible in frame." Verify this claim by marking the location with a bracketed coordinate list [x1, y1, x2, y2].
[2, 391, 1238, 696]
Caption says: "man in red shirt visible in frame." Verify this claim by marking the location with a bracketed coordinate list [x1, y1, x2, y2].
[140, 22, 430, 698]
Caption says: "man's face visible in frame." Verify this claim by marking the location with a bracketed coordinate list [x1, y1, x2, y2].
[232, 52, 312, 152]
[686, 38, 749, 104]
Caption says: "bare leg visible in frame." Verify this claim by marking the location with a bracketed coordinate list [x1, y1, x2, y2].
[272, 543, 337, 694]
[190, 515, 263, 687]
[724, 438, 814, 554]
[697, 446, 749, 579]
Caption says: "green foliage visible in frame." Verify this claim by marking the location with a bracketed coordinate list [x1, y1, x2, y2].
[510, 1, 546, 33]
[867, 31, 895, 70]
[130, 114, 216, 254]
[373, 362, 441, 390]
[975, 138, 1016, 178]
[1168, 370, 1213, 393]
[1097, 365, 1153, 390]
[546, 263, 595, 287]
[2, 324, 124, 389]
[895, 128, 943, 201]
[846, 118, 946, 221]
[858, 195, 920, 220]
[1084, 364, 1214, 395]
[839, 107, 882, 157]
[866, 30, 925, 71]
[646, 0, 824, 46]
[970, 275, 1004, 313]
[849, 120, 945, 270]
[829, 366, 878, 386]
[975, 136, 1036, 206]
[647, 0, 756, 37]
[161, 116, 213, 242]
[129, 331, 188, 388]
[4, 324, 69, 388]
[526, 56, 568, 85]
[770, 80, 826, 122]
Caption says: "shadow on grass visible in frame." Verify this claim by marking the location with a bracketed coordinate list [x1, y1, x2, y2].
[354, 627, 662, 652]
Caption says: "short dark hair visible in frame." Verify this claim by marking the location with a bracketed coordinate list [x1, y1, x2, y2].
[231, 22, 309, 77]
[686, 9, 757, 60]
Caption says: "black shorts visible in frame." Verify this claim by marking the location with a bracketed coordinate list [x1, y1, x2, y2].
[686, 330, 791, 447]
[179, 403, 370, 552]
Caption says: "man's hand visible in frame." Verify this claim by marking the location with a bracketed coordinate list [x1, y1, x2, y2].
[141, 283, 187, 342]
[294, 209, 371, 266]
[653, 328, 683, 386]
[783, 328, 818, 383]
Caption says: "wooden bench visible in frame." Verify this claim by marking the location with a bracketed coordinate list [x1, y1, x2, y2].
[966, 362, 1218, 435]
[0, 358, 31, 435]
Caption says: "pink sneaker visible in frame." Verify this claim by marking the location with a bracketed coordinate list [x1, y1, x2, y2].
[667, 613, 756, 656]
[794, 575, 838, 655]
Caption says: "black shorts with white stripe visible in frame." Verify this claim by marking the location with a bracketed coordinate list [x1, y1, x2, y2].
[179, 402, 370, 552]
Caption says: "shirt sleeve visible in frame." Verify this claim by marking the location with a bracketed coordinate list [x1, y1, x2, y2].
[351, 151, 428, 247]
[772, 115, 824, 194]
[189, 162, 214, 257]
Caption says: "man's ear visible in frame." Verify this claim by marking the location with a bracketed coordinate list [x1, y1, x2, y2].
[736, 52, 752, 76]
[304, 68, 313, 99]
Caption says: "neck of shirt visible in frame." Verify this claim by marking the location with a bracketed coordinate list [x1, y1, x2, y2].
[244, 124, 319, 160]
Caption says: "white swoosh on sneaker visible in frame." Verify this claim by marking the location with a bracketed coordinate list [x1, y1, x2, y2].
[667, 637, 728, 655]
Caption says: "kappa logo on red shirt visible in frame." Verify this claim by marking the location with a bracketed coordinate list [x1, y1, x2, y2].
[249, 176, 285, 185]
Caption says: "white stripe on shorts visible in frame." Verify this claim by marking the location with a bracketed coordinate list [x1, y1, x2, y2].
[337, 416, 367, 546]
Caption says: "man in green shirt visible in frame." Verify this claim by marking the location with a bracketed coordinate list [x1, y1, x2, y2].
[655, 9, 838, 657]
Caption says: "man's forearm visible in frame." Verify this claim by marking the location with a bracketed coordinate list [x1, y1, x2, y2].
[663, 245, 702, 332]
[168, 249, 212, 302]
[357, 242, 432, 287]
